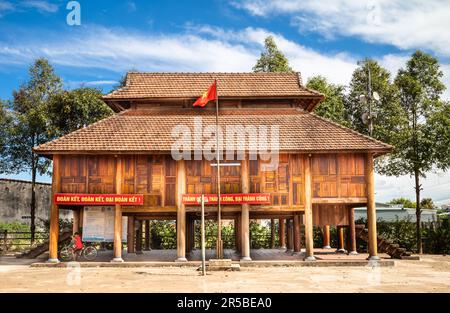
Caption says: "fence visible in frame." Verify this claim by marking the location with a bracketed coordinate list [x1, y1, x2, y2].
[0, 230, 49, 254]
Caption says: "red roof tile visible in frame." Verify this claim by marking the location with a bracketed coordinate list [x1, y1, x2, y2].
[34, 108, 392, 154]
[103, 72, 323, 99]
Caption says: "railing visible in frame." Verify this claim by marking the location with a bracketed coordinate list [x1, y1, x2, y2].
[0, 230, 49, 254]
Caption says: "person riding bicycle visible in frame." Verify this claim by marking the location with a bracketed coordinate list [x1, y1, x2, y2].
[70, 232, 83, 261]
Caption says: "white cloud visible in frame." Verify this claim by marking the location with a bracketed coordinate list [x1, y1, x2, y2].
[22, 0, 58, 13]
[233, 0, 450, 57]
[0, 1, 14, 15]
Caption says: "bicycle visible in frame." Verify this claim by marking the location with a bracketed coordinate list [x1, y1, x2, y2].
[59, 242, 98, 261]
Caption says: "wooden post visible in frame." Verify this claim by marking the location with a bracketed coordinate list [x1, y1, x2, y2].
[235, 215, 242, 253]
[2, 230, 8, 255]
[293, 213, 301, 254]
[270, 219, 276, 249]
[136, 220, 143, 254]
[176, 159, 187, 262]
[366, 153, 379, 260]
[337, 226, 346, 252]
[348, 208, 358, 255]
[286, 219, 293, 251]
[112, 156, 124, 262]
[144, 220, 151, 250]
[241, 158, 251, 261]
[48, 154, 61, 263]
[322, 225, 331, 249]
[72, 208, 80, 235]
[279, 218, 286, 248]
[127, 216, 135, 253]
[185, 215, 190, 254]
[304, 155, 316, 261]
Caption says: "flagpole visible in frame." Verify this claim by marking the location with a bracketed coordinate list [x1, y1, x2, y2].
[215, 79, 223, 259]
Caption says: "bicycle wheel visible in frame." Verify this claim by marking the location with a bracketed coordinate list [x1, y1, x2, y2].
[83, 246, 98, 261]
[59, 246, 73, 261]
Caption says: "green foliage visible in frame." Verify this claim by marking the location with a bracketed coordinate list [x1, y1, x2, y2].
[0, 221, 30, 232]
[0, 100, 13, 173]
[420, 198, 437, 210]
[346, 58, 403, 144]
[249, 220, 271, 249]
[8, 58, 62, 176]
[48, 87, 113, 136]
[387, 197, 416, 208]
[357, 217, 449, 254]
[377, 51, 449, 253]
[306, 76, 350, 127]
[149, 220, 176, 249]
[253, 36, 293, 73]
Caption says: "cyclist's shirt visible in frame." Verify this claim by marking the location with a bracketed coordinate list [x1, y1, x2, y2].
[74, 236, 83, 250]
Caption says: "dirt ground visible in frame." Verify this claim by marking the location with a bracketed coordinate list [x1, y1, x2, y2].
[0, 255, 448, 293]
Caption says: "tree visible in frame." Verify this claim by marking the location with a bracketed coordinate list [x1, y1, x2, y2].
[0, 100, 13, 173]
[346, 59, 403, 143]
[387, 198, 416, 209]
[8, 58, 62, 242]
[306, 76, 350, 127]
[420, 198, 437, 210]
[48, 87, 113, 136]
[253, 36, 293, 73]
[378, 51, 449, 253]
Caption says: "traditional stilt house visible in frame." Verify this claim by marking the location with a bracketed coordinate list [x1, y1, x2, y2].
[34, 72, 391, 262]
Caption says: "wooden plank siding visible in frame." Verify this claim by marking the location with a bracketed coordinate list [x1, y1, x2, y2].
[58, 153, 367, 216]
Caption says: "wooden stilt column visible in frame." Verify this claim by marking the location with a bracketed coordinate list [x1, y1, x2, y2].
[286, 219, 293, 251]
[176, 159, 187, 262]
[293, 213, 301, 254]
[304, 154, 316, 261]
[279, 218, 286, 248]
[348, 208, 358, 255]
[48, 155, 61, 263]
[136, 220, 143, 254]
[112, 156, 124, 262]
[270, 219, 276, 249]
[235, 215, 242, 253]
[322, 225, 331, 249]
[366, 153, 379, 260]
[72, 208, 80, 235]
[127, 216, 135, 253]
[241, 158, 251, 261]
[337, 226, 346, 252]
[144, 220, 151, 251]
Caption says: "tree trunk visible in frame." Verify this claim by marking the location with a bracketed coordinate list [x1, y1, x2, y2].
[414, 169, 422, 254]
[270, 219, 276, 249]
[30, 158, 36, 244]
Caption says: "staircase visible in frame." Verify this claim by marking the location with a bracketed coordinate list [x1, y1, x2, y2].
[355, 224, 415, 259]
[16, 230, 72, 259]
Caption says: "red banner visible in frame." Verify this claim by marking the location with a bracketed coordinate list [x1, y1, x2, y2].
[54, 193, 144, 205]
[182, 193, 271, 205]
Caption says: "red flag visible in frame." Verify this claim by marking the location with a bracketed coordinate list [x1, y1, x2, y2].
[193, 81, 217, 107]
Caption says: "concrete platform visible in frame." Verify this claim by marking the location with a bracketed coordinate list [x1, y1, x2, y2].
[29, 248, 395, 268]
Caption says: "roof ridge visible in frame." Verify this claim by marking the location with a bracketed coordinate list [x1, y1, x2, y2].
[126, 71, 301, 74]
[33, 110, 128, 152]
[308, 113, 393, 150]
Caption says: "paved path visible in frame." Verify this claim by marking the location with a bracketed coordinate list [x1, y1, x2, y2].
[0, 255, 448, 292]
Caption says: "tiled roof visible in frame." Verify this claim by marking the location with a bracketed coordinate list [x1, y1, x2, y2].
[103, 72, 323, 99]
[34, 109, 392, 154]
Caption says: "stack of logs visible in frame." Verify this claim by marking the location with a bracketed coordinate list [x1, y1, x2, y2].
[355, 224, 413, 259]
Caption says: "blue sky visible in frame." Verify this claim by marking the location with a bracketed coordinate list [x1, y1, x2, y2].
[0, 0, 449, 204]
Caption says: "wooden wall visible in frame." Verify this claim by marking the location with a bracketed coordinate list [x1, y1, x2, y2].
[311, 153, 366, 198]
[58, 153, 367, 211]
